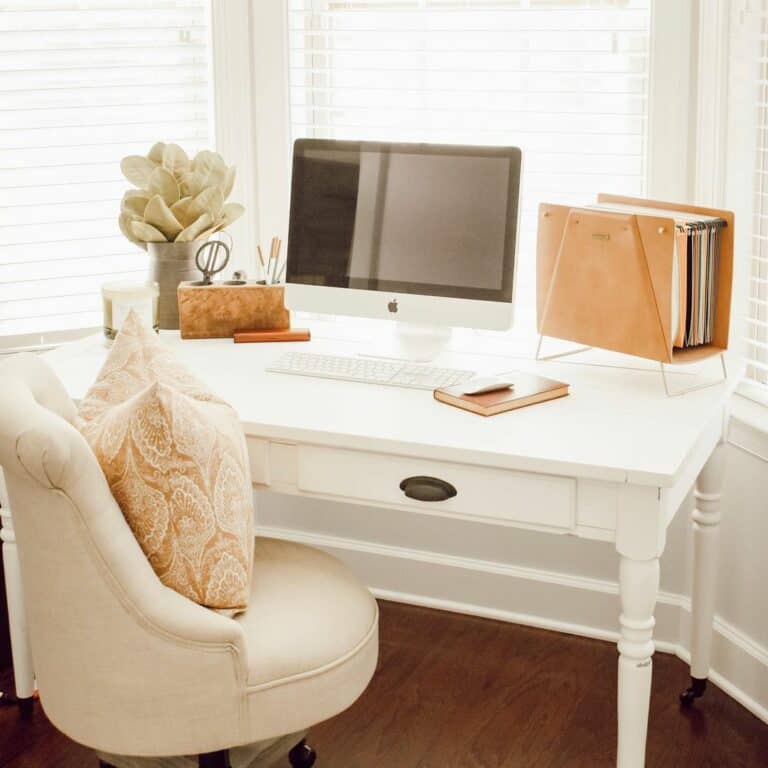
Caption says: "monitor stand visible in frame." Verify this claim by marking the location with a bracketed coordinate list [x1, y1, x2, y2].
[358, 322, 453, 363]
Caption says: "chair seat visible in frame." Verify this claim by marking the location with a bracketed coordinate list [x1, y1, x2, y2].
[237, 538, 378, 689]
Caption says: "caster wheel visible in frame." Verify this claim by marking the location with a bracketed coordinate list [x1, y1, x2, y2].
[289, 739, 317, 768]
[679, 677, 707, 707]
[18, 697, 34, 718]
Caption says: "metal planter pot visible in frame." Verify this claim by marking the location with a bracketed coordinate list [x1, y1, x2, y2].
[146, 240, 204, 330]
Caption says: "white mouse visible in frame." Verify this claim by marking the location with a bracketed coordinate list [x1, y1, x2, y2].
[462, 376, 514, 395]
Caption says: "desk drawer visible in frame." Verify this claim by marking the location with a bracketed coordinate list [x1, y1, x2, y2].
[297, 446, 575, 529]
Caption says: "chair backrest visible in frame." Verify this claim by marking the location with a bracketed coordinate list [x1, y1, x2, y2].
[0, 354, 246, 756]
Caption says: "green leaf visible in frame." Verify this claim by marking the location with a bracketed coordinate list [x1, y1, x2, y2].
[120, 190, 150, 218]
[187, 186, 224, 221]
[218, 202, 244, 228]
[131, 220, 168, 243]
[144, 194, 184, 240]
[179, 170, 204, 198]
[147, 166, 180, 204]
[175, 212, 213, 242]
[201, 164, 226, 191]
[191, 149, 225, 176]
[121, 155, 155, 187]
[162, 143, 190, 175]
[119, 212, 142, 245]
[148, 142, 166, 164]
[220, 166, 236, 200]
[170, 196, 196, 226]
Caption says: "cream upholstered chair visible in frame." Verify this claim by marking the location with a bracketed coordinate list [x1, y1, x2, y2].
[0, 354, 379, 768]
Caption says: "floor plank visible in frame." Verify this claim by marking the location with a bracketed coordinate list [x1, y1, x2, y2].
[1, 601, 766, 767]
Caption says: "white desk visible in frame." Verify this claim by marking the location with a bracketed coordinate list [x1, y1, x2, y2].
[2, 332, 736, 768]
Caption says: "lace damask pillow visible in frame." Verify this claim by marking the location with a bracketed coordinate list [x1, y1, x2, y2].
[78, 309, 223, 425]
[79, 312, 254, 612]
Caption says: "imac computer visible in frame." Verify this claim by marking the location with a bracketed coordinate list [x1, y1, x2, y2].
[285, 139, 521, 353]
[277, 140, 521, 382]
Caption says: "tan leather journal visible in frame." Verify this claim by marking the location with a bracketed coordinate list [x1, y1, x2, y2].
[434, 373, 569, 416]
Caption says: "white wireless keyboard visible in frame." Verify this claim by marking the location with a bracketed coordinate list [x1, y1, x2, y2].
[267, 351, 476, 390]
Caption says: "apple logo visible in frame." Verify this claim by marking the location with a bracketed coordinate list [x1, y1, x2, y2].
[387, 298, 399, 314]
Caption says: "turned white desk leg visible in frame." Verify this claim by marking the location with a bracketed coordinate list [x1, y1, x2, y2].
[0, 476, 35, 714]
[617, 555, 659, 768]
[680, 442, 726, 706]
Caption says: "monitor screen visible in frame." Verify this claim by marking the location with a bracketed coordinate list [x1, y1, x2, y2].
[287, 140, 521, 303]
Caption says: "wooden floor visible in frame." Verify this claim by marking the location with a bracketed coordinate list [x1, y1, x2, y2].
[1, 601, 767, 767]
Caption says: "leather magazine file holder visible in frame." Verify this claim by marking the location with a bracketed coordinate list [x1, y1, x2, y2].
[536, 195, 734, 390]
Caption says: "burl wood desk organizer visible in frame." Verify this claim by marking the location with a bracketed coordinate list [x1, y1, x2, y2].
[177, 282, 290, 340]
[537, 194, 734, 395]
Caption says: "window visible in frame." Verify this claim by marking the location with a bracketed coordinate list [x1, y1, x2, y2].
[748, 11, 768, 390]
[286, 0, 652, 325]
[0, 0, 213, 343]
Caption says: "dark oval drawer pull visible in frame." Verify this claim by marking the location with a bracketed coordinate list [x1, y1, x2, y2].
[399, 476, 457, 503]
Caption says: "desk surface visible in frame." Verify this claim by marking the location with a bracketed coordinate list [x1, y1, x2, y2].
[43, 332, 737, 487]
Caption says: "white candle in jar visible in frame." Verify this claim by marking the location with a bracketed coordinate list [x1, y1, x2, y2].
[102, 280, 159, 342]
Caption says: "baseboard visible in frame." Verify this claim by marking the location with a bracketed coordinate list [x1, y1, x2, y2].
[257, 524, 768, 725]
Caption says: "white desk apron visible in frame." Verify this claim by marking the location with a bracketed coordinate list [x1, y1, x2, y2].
[1, 333, 736, 768]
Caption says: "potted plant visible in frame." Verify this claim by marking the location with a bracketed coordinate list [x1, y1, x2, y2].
[119, 142, 244, 329]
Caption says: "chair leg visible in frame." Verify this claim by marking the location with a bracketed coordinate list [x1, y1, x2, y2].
[288, 739, 316, 768]
[0, 692, 35, 718]
[199, 750, 231, 768]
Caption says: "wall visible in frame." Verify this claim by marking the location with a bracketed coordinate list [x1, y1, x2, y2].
[254, 411, 768, 724]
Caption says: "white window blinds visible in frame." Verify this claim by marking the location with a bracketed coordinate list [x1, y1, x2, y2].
[0, 0, 212, 340]
[287, 0, 651, 323]
[748, 11, 768, 389]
